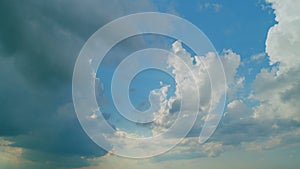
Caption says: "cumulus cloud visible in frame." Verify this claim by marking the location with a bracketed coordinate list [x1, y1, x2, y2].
[137, 40, 241, 157]
[96, 39, 242, 159]
[265, 0, 300, 73]
[2, 0, 300, 167]
[89, 0, 300, 162]
[209, 0, 300, 153]
[252, 0, 300, 121]
[152, 2, 300, 157]
[168, 41, 240, 131]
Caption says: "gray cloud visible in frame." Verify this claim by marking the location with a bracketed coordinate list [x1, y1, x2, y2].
[0, 0, 156, 168]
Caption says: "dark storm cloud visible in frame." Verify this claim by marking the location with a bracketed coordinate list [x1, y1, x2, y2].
[0, 0, 156, 168]
[0, 0, 155, 88]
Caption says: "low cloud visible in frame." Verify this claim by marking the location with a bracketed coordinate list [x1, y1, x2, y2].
[0, 0, 156, 168]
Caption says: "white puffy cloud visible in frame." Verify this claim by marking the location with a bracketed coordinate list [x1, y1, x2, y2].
[252, 0, 300, 121]
[103, 40, 242, 158]
[220, 49, 241, 85]
[150, 41, 241, 137]
[265, 0, 300, 73]
[86, 0, 300, 164]
[218, 0, 300, 156]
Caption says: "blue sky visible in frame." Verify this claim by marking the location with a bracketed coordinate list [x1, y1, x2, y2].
[1, 0, 300, 169]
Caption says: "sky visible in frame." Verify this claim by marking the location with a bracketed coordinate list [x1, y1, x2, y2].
[0, 0, 300, 169]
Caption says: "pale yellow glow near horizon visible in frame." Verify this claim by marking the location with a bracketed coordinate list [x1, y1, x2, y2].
[74, 146, 299, 169]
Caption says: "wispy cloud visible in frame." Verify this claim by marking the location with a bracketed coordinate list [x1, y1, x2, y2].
[198, 2, 222, 12]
